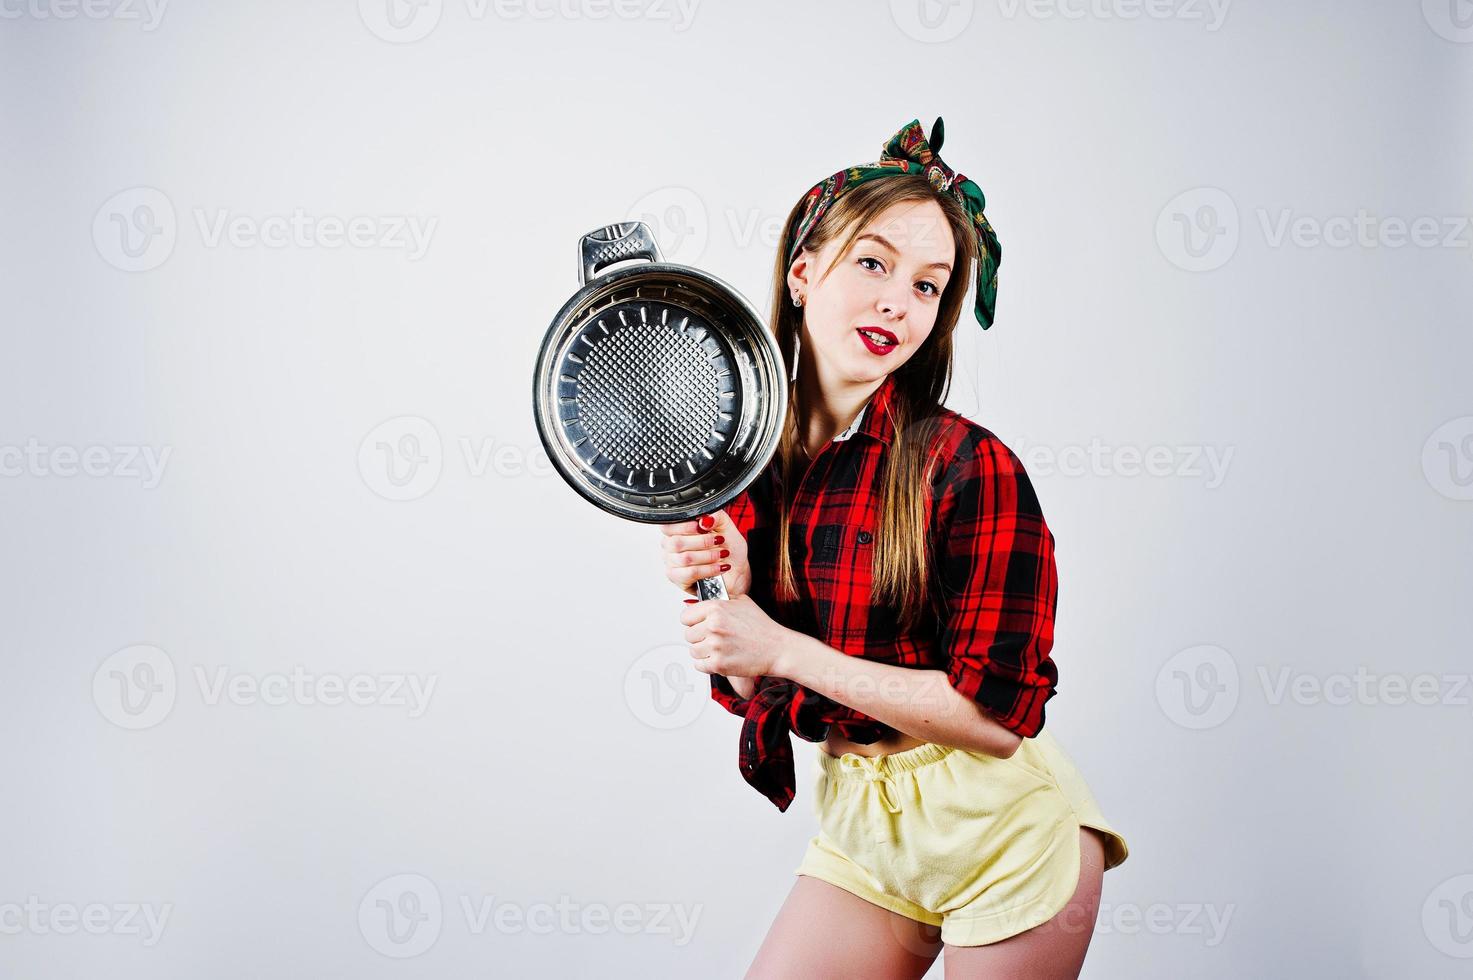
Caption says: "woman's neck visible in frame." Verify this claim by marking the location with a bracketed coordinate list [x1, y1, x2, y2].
[794, 355, 884, 455]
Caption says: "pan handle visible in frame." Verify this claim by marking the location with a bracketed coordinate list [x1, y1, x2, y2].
[695, 573, 729, 602]
[577, 221, 663, 285]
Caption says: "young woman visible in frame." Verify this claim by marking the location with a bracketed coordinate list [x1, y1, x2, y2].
[660, 118, 1129, 978]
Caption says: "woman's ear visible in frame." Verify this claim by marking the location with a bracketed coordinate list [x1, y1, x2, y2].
[785, 250, 811, 301]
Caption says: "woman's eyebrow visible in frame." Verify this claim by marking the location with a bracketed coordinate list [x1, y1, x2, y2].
[856, 233, 953, 272]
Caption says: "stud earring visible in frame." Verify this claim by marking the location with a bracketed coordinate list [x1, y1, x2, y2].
[792, 293, 803, 308]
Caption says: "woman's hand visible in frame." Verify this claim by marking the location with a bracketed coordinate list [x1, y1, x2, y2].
[658, 509, 751, 598]
[679, 593, 794, 679]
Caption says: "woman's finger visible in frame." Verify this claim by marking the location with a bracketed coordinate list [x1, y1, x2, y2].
[676, 546, 730, 567]
[661, 531, 726, 554]
[680, 559, 732, 585]
[660, 512, 720, 537]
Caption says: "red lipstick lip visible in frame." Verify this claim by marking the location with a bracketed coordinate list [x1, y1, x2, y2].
[856, 326, 899, 344]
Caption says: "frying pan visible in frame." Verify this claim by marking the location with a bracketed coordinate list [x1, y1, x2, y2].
[531, 220, 787, 601]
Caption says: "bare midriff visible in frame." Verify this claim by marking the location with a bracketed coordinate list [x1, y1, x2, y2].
[727, 675, 930, 758]
[822, 728, 928, 759]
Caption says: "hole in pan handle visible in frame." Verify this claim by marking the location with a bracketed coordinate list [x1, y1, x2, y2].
[577, 221, 663, 285]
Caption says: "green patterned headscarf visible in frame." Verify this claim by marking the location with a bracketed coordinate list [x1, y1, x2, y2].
[787, 116, 1002, 330]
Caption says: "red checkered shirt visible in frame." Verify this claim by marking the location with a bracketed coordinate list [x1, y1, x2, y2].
[709, 373, 1060, 812]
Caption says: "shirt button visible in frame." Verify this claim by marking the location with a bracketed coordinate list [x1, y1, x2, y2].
[856, 530, 872, 545]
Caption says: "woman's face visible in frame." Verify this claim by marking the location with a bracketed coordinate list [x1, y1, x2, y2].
[788, 198, 956, 386]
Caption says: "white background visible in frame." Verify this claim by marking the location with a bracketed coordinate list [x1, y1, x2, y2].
[2, 0, 1471, 976]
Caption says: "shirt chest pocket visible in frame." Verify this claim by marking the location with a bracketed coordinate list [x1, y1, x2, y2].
[810, 521, 877, 641]
[813, 523, 874, 565]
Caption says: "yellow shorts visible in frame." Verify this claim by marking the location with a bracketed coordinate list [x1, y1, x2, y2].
[793, 729, 1130, 947]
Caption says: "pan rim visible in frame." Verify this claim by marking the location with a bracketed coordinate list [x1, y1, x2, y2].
[532, 259, 788, 525]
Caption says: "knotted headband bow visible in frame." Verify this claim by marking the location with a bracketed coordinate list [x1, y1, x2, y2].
[787, 117, 1002, 330]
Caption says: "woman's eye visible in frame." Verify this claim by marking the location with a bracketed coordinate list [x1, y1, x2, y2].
[859, 256, 939, 297]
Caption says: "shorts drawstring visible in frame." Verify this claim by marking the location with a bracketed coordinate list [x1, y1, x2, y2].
[840, 754, 902, 841]
[819, 742, 950, 844]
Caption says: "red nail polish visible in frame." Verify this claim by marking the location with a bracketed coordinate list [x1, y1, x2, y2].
[698, 515, 713, 529]
[719, 549, 730, 559]
[683, 598, 697, 604]
[720, 563, 731, 573]
[712, 535, 724, 545]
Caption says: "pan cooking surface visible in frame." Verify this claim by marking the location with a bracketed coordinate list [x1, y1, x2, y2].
[559, 295, 743, 492]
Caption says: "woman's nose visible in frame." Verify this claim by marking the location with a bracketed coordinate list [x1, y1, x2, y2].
[877, 287, 909, 320]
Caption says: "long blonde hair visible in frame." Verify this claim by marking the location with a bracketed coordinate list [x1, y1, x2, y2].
[768, 173, 980, 632]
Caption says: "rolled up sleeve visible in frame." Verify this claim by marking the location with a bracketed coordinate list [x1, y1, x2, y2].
[932, 432, 1060, 737]
[710, 673, 754, 717]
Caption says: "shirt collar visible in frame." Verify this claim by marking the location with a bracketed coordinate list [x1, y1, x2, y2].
[835, 373, 897, 446]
